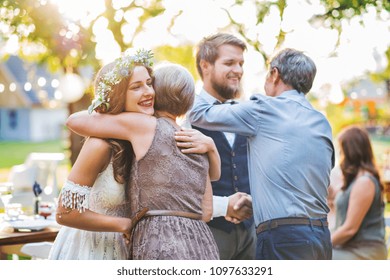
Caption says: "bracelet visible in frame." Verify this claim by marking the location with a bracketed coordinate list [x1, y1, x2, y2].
[56, 209, 73, 218]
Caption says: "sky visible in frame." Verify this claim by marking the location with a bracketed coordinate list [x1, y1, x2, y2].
[47, 0, 390, 102]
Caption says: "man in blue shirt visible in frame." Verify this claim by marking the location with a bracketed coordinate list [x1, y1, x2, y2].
[189, 48, 335, 260]
[190, 33, 256, 260]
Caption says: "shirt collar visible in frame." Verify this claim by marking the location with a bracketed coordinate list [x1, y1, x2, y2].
[199, 88, 219, 105]
[279, 89, 312, 108]
[279, 89, 306, 102]
[199, 88, 237, 105]
[280, 89, 302, 97]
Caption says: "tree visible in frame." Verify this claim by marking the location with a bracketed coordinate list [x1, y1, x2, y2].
[154, 45, 198, 79]
[224, 0, 390, 133]
[0, 0, 167, 164]
[313, 0, 390, 120]
[0, 0, 166, 69]
[222, 0, 287, 64]
[224, 0, 389, 67]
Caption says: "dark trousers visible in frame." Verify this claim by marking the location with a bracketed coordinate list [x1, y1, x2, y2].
[256, 218, 332, 260]
[209, 223, 256, 260]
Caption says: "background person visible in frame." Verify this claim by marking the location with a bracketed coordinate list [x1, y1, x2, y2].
[332, 125, 387, 260]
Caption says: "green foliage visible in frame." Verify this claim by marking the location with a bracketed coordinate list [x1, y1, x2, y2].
[0, 0, 95, 70]
[309, 0, 390, 46]
[154, 45, 198, 81]
[223, 0, 287, 63]
[0, 0, 167, 74]
[314, 0, 390, 22]
[103, 0, 165, 50]
[0, 0, 170, 165]
[225, 0, 390, 84]
[325, 104, 365, 135]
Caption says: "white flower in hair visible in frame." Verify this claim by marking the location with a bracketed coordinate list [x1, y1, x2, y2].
[88, 49, 154, 114]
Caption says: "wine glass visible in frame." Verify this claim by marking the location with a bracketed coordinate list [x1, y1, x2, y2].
[0, 182, 14, 220]
[38, 202, 55, 219]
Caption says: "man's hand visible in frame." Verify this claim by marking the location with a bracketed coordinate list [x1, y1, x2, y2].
[225, 192, 253, 224]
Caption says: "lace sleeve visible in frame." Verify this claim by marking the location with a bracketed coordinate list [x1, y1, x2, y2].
[60, 180, 91, 212]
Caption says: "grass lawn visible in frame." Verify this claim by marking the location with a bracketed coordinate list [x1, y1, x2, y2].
[0, 140, 69, 168]
[0, 140, 70, 182]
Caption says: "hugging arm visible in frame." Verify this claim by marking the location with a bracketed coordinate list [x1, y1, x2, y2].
[189, 96, 261, 136]
[66, 110, 154, 141]
[175, 128, 221, 181]
[55, 138, 133, 242]
[201, 175, 213, 222]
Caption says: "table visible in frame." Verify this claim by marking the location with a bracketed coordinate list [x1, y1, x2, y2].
[0, 226, 59, 259]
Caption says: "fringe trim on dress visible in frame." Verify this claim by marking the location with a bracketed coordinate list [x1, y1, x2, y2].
[60, 180, 91, 212]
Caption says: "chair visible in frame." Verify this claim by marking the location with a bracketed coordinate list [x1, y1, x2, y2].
[20, 242, 53, 260]
[6, 153, 65, 211]
[5, 164, 38, 208]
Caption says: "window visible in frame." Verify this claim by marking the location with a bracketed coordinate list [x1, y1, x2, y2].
[9, 109, 17, 129]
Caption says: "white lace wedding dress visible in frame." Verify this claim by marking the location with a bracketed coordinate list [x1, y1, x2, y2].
[49, 163, 131, 260]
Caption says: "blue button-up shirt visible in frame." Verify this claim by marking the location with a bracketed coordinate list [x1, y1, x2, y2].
[189, 90, 335, 226]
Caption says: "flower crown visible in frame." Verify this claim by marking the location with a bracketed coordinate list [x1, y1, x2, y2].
[88, 49, 154, 114]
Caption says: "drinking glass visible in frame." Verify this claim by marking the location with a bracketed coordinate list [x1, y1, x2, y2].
[0, 182, 14, 220]
[5, 203, 23, 220]
[38, 202, 55, 219]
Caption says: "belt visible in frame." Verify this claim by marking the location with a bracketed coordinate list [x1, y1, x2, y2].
[256, 217, 328, 234]
[145, 210, 202, 220]
[128, 208, 202, 259]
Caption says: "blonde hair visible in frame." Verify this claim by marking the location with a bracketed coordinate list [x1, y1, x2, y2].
[153, 63, 195, 117]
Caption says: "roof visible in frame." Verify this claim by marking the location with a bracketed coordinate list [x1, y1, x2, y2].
[3, 56, 59, 105]
[347, 79, 388, 101]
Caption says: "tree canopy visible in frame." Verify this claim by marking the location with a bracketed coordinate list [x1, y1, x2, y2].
[1, 0, 388, 160]
[2, 0, 388, 81]
[0, 0, 165, 72]
[224, 0, 389, 68]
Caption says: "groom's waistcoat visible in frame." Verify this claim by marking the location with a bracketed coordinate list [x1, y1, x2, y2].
[192, 126, 253, 232]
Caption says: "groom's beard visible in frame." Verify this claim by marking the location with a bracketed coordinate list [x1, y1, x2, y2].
[210, 75, 242, 100]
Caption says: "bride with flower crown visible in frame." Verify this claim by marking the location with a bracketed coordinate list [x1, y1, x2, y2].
[49, 50, 156, 259]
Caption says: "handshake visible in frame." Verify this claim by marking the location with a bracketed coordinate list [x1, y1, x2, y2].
[225, 192, 253, 224]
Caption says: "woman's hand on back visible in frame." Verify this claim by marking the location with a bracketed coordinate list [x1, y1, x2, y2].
[174, 128, 214, 154]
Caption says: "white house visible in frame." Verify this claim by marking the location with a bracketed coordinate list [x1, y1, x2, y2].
[0, 56, 68, 141]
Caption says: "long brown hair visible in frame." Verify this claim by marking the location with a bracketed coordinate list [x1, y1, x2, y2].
[338, 126, 383, 193]
[93, 62, 153, 198]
